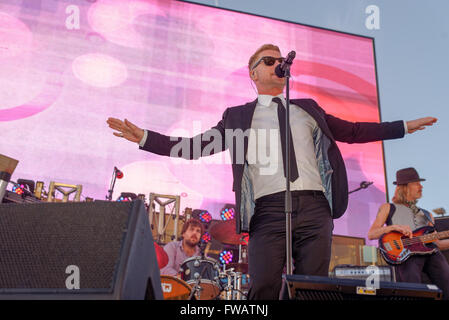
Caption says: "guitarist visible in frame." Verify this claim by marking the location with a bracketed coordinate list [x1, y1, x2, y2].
[368, 167, 449, 299]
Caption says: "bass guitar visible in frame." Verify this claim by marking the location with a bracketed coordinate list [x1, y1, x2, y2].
[379, 226, 449, 264]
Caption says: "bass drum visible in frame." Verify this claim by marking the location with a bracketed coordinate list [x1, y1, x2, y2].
[160, 275, 192, 300]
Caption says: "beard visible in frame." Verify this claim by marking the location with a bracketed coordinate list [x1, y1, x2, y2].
[184, 237, 200, 248]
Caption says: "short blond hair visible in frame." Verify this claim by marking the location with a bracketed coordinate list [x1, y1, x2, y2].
[248, 44, 281, 70]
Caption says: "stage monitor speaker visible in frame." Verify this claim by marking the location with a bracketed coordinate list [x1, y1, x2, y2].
[435, 216, 449, 232]
[283, 274, 441, 300]
[0, 200, 163, 300]
[435, 216, 449, 264]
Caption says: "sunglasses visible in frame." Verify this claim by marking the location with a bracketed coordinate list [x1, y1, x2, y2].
[251, 56, 285, 70]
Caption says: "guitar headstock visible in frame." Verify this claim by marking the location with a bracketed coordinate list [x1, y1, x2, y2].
[433, 208, 446, 215]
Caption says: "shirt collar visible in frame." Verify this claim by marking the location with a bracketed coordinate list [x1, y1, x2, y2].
[179, 240, 200, 255]
[257, 93, 286, 107]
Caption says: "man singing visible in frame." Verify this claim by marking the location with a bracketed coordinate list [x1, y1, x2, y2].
[107, 44, 437, 299]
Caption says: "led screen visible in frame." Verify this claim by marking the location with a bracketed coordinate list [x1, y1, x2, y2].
[0, 0, 385, 242]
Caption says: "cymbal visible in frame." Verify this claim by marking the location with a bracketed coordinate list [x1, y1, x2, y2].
[154, 242, 168, 269]
[209, 219, 248, 245]
[227, 262, 248, 274]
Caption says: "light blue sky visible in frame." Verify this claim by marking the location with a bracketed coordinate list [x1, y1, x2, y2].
[184, 0, 449, 217]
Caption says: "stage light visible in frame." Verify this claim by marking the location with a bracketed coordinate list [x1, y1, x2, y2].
[220, 203, 236, 221]
[220, 207, 235, 221]
[12, 184, 24, 195]
[219, 250, 233, 265]
[199, 211, 212, 223]
[116, 192, 137, 202]
[12, 179, 35, 196]
[17, 179, 35, 194]
[201, 231, 211, 244]
[192, 209, 212, 224]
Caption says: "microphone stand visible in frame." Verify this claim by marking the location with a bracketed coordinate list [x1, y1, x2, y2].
[106, 167, 118, 201]
[188, 242, 206, 300]
[348, 181, 373, 194]
[283, 65, 293, 276]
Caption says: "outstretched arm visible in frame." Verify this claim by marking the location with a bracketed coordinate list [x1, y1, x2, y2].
[406, 117, 437, 133]
[325, 115, 437, 143]
[316, 95, 437, 143]
[107, 109, 229, 160]
[325, 114, 406, 143]
[107, 118, 144, 143]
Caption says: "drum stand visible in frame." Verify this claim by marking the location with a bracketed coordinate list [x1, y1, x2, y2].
[188, 278, 203, 300]
[187, 262, 209, 300]
[220, 267, 244, 300]
[232, 271, 242, 300]
[222, 271, 233, 300]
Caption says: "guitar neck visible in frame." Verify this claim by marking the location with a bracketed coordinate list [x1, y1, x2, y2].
[418, 230, 449, 243]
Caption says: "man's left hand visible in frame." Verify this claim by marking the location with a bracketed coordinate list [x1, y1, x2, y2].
[406, 117, 438, 133]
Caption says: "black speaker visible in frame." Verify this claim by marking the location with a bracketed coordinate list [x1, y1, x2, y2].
[0, 200, 163, 300]
[283, 274, 442, 300]
[435, 217, 449, 264]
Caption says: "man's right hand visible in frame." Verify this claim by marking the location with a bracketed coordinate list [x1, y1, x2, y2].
[389, 225, 413, 238]
[107, 118, 144, 143]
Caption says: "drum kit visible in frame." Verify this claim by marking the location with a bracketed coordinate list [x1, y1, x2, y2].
[157, 219, 250, 300]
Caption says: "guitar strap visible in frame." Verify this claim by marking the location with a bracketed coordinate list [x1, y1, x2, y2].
[386, 203, 396, 226]
[420, 208, 435, 227]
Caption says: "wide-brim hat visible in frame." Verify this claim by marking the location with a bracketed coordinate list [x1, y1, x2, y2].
[393, 167, 425, 185]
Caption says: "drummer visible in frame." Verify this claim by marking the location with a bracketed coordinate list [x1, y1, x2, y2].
[160, 218, 205, 276]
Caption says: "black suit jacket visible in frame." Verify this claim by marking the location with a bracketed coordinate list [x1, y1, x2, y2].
[141, 98, 405, 232]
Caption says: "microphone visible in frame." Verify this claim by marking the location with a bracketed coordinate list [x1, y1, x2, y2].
[114, 166, 124, 179]
[360, 181, 373, 189]
[275, 50, 296, 78]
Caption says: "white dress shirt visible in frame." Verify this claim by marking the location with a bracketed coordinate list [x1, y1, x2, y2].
[247, 94, 324, 200]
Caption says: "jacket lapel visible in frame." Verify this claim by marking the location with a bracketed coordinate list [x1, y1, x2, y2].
[290, 99, 334, 140]
[241, 99, 257, 131]
[240, 99, 257, 159]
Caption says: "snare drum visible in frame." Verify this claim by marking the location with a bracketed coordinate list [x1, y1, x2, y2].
[160, 275, 192, 300]
[180, 256, 221, 300]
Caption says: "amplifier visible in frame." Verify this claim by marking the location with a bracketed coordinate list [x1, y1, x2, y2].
[435, 217, 449, 265]
[332, 264, 394, 282]
[283, 274, 442, 300]
[435, 216, 449, 231]
[2, 190, 42, 204]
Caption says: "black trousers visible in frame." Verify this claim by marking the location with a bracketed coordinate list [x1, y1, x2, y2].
[395, 250, 449, 300]
[247, 190, 333, 300]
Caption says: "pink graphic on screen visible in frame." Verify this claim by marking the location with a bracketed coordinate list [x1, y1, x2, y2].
[0, 0, 386, 243]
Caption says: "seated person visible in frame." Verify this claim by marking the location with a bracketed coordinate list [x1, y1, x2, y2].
[160, 218, 204, 276]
